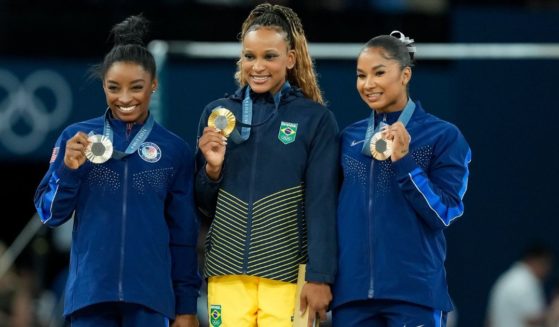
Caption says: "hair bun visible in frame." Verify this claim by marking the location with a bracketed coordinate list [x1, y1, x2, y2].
[111, 14, 150, 46]
[390, 30, 416, 55]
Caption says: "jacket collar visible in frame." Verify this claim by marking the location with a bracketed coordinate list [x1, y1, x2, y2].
[229, 84, 302, 103]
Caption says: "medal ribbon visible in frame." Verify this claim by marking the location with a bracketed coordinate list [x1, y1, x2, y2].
[361, 99, 416, 157]
[230, 82, 291, 144]
[102, 108, 155, 160]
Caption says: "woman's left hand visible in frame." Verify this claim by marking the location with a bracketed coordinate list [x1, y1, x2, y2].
[384, 122, 411, 162]
[171, 314, 199, 327]
[299, 282, 332, 327]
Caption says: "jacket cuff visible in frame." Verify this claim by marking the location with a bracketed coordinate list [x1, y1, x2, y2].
[305, 270, 335, 284]
[202, 167, 223, 184]
[175, 294, 199, 315]
[55, 163, 87, 187]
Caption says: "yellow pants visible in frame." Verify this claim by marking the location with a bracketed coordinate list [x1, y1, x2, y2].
[207, 275, 297, 327]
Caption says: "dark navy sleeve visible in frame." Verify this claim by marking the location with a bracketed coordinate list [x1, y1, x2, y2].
[194, 104, 222, 219]
[304, 109, 340, 284]
[34, 130, 87, 227]
[166, 144, 202, 314]
[393, 124, 471, 230]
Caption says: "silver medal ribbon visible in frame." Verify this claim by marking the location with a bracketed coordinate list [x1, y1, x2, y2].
[85, 109, 155, 164]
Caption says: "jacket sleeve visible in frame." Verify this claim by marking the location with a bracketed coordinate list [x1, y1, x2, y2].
[392, 124, 471, 230]
[34, 131, 87, 227]
[194, 105, 222, 219]
[167, 145, 202, 315]
[304, 109, 340, 284]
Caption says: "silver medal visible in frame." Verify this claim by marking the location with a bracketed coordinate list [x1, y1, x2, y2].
[85, 134, 113, 164]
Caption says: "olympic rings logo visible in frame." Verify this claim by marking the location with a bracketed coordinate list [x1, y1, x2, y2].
[0, 69, 72, 155]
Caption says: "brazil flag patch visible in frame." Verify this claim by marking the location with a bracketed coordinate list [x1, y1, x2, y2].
[278, 121, 298, 144]
[210, 304, 222, 326]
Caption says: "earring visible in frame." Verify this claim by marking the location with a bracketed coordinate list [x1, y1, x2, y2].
[152, 89, 156, 94]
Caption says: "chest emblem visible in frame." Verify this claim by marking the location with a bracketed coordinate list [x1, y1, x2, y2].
[278, 121, 298, 145]
[138, 142, 161, 163]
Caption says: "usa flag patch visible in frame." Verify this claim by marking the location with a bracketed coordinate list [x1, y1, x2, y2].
[50, 147, 59, 163]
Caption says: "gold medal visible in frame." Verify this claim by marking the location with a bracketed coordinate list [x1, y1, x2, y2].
[85, 134, 113, 164]
[208, 107, 236, 137]
[369, 132, 393, 161]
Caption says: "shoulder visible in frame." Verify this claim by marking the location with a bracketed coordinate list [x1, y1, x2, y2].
[285, 92, 334, 121]
[413, 102, 466, 142]
[153, 123, 192, 154]
[341, 118, 368, 136]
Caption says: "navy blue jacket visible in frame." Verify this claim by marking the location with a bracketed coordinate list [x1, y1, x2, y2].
[195, 86, 339, 284]
[333, 101, 471, 312]
[34, 113, 201, 318]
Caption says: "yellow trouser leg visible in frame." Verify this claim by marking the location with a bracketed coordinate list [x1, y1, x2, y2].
[208, 275, 297, 327]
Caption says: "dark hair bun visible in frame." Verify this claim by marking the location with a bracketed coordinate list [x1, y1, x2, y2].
[111, 14, 150, 46]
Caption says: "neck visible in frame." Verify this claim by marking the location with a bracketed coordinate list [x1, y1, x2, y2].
[374, 96, 408, 114]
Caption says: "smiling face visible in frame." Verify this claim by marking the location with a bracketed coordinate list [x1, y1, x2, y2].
[356, 47, 411, 113]
[103, 61, 157, 123]
[241, 27, 295, 95]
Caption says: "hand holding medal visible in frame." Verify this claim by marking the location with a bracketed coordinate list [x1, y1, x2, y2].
[362, 100, 415, 161]
[199, 107, 234, 180]
[382, 122, 410, 162]
[64, 132, 90, 170]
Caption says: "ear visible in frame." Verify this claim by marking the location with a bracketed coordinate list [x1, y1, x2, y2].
[287, 49, 296, 70]
[151, 79, 158, 93]
[402, 67, 412, 86]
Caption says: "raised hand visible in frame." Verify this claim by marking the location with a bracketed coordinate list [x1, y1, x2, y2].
[384, 121, 411, 162]
[198, 127, 227, 180]
[64, 132, 89, 170]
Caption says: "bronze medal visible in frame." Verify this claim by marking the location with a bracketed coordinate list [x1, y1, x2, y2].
[369, 132, 393, 161]
[208, 107, 236, 137]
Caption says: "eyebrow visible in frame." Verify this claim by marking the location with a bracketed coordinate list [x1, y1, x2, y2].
[106, 79, 146, 84]
[356, 63, 387, 71]
[243, 46, 282, 52]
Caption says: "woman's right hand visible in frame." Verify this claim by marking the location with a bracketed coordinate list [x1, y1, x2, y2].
[64, 132, 89, 170]
[198, 127, 227, 181]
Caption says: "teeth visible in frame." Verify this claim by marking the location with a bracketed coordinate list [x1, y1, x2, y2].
[119, 105, 136, 112]
[252, 76, 268, 82]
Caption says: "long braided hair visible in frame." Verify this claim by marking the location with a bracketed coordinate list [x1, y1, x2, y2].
[235, 3, 324, 104]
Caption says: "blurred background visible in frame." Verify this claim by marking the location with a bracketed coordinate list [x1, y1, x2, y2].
[1, 0, 559, 326]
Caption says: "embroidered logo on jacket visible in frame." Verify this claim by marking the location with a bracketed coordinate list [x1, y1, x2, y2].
[138, 142, 161, 163]
[210, 304, 222, 327]
[278, 121, 298, 144]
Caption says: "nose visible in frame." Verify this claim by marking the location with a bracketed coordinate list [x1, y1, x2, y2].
[117, 90, 133, 104]
[364, 75, 375, 89]
[252, 58, 265, 72]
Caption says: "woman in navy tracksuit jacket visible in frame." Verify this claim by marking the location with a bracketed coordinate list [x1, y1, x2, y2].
[34, 15, 200, 327]
[195, 4, 339, 325]
[332, 31, 471, 327]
